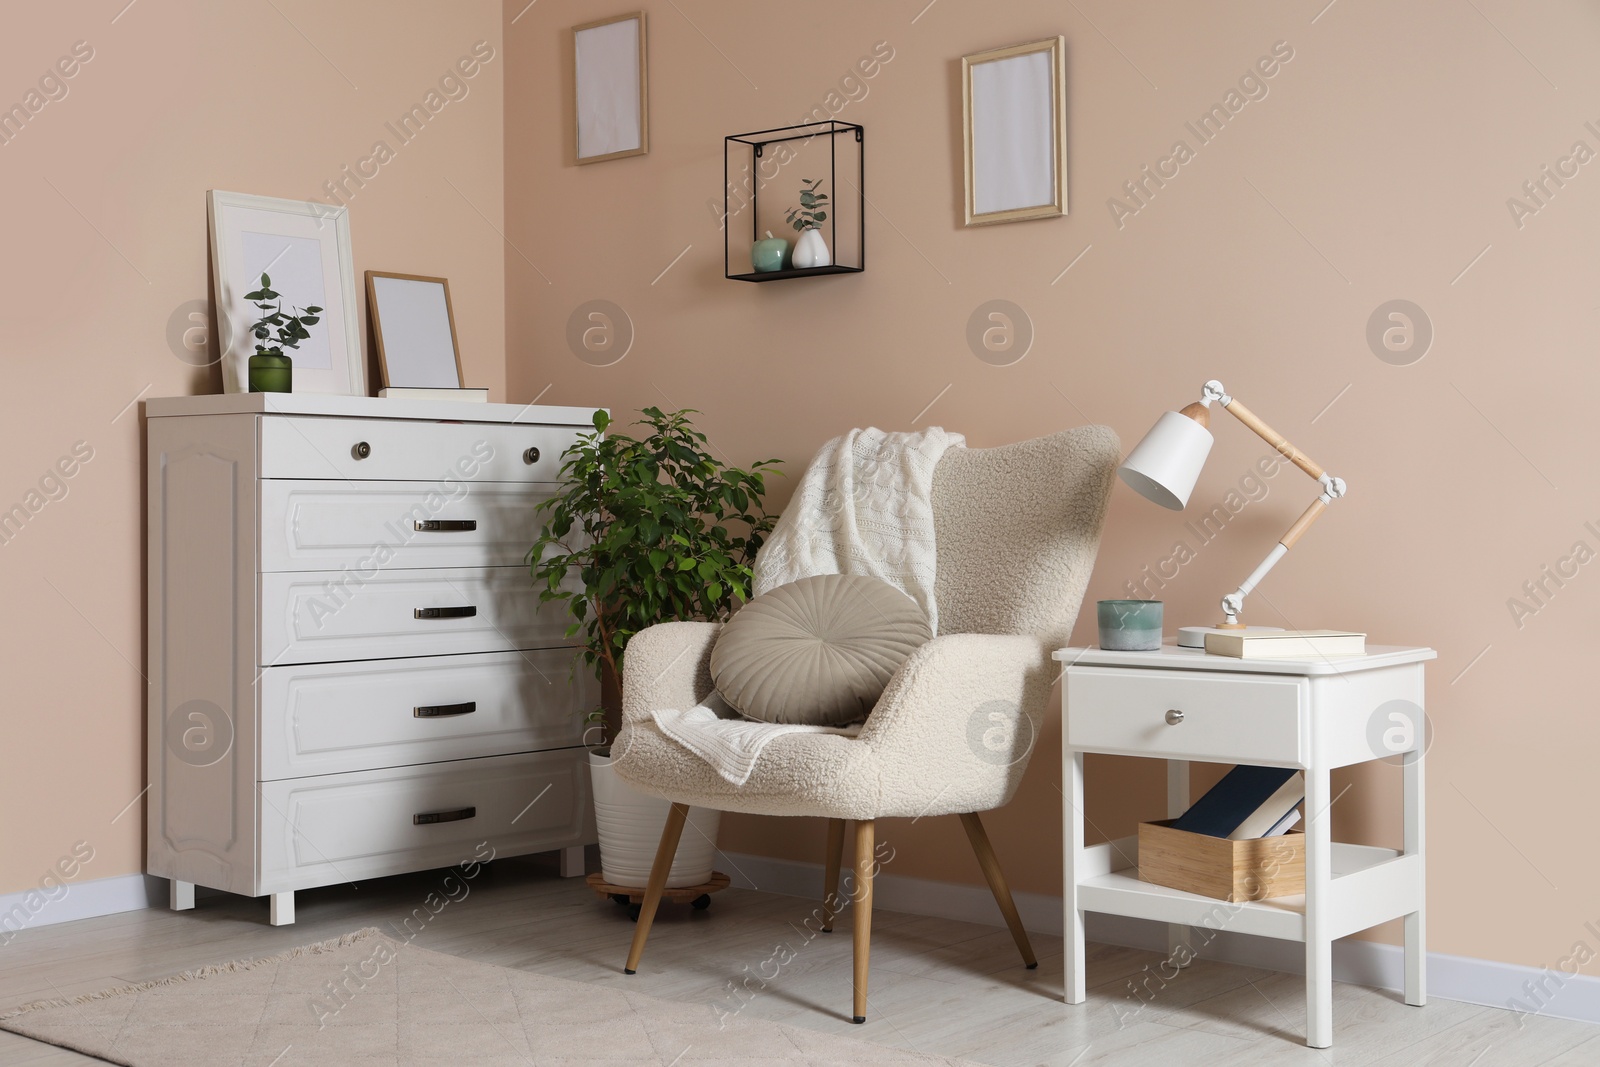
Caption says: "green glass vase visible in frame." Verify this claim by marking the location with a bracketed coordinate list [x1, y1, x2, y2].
[248, 354, 292, 393]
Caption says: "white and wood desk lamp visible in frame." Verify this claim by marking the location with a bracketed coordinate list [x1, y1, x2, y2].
[1118, 379, 1347, 648]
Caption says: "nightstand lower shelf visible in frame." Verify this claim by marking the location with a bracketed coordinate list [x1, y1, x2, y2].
[1079, 836, 1422, 943]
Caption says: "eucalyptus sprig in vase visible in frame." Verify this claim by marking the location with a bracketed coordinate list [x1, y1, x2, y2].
[786, 177, 832, 269]
[243, 272, 322, 393]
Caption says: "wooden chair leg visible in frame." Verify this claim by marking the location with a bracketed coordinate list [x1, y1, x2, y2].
[958, 812, 1038, 969]
[822, 818, 847, 933]
[852, 819, 875, 1023]
[624, 802, 689, 974]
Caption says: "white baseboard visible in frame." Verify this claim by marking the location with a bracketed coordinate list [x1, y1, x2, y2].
[0, 873, 165, 941]
[721, 850, 1600, 1027]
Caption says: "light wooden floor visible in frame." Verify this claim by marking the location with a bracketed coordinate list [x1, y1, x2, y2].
[0, 852, 1593, 1066]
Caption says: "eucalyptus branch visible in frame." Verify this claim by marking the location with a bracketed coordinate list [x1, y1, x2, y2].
[244, 272, 323, 357]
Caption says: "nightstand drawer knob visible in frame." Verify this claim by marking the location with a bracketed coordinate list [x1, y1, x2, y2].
[523, 446, 541, 465]
[1165, 709, 1185, 725]
[352, 441, 371, 460]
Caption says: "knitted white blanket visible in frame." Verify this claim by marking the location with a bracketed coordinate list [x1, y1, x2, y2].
[651, 428, 963, 784]
[753, 427, 965, 631]
[650, 700, 862, 786]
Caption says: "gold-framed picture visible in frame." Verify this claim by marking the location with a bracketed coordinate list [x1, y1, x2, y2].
[364, 272, 465, 391]
[962, 36, 1067, 226]
[573, 11, 648, 165]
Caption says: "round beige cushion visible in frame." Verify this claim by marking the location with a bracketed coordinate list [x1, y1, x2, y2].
[710, 574, 932, 726]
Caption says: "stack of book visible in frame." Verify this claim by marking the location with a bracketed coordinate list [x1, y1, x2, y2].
[1171, 765, 1305, 840]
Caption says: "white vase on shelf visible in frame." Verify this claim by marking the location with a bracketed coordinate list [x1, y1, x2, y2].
[792, 227, 832, 269]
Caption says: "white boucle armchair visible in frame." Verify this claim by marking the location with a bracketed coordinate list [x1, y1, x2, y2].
[614, 425, 1120, 1023]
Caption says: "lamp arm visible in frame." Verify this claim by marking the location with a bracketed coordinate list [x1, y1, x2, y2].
[1218, 392, 1326, 480]
[1204, 380, 1347, 627]
[1219, 493, 1336, 624]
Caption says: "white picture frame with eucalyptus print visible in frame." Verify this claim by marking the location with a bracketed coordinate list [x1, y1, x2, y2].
[207, 190, 364, 395]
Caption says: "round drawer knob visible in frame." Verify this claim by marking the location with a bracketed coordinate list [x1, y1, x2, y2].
[1165, 709, 1185, 725]
[352, 441, 371, 460]
[523, 447, 541, 465]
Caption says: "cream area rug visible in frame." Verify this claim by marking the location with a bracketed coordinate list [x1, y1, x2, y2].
[0, 928, 977, 1066]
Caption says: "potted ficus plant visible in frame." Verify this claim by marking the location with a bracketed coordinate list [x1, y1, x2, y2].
[786, 177, 832, 269]
[243, 272, 322, 393]
[528, 407, 779, 889]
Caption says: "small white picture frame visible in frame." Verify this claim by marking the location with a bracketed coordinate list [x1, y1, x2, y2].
[207, 190, 364, 395]
[962, 36, 1068, 226]
[365, 272, 464, 390]
[573, 11, 648, 164]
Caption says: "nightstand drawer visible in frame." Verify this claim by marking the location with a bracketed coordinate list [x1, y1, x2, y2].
[259, 415, 580, 483]
[1065, 667, 1307, 765]
[261, 480, 552, 572]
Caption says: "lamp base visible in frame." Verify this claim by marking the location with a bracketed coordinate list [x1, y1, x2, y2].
[1177, 624, 1286, 649]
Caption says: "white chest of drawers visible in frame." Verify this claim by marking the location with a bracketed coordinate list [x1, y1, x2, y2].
[145, 393, 601, 924]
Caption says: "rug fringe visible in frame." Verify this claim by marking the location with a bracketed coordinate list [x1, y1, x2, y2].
[0, 927, 387, 1020]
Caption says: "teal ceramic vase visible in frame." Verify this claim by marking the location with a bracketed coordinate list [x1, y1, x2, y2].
[752, 236, 790, 272]
[1097, 599, 1163, 651]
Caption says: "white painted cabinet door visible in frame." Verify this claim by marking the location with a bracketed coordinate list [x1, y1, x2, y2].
[259, 649, 597, 780]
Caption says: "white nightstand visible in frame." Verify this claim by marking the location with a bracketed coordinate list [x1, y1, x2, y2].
[1056, 643, 1436, 1048]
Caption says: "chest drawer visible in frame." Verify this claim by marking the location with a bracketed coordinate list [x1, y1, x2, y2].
[260, 567, 571, 666]
[260, 480, 552, 572]
[259, 415, 581, 483]
[257, 748, 593, 892]
[1065, 667, 1307, 766]
[259, 649, 596, 780]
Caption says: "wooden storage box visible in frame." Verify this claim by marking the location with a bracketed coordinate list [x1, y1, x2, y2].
[1137, 819, 1305, 902]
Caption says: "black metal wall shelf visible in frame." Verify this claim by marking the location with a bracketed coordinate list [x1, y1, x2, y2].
[724, 120, 864, 282]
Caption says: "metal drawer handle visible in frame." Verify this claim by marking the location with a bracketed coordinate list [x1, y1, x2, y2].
[352, 441, 371, 460]
[414, 605, 478, 620]
[1165, 709, 1185, 725]
[414, 519, 478, 532]
[413, 806, 476, 826]
[414, 701, 477, 719]
[523, 446, 541, 465]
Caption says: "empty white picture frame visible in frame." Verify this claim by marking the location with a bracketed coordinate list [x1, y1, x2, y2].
[962, 36, 1068, 226]
[208, 190, 364, 394]
[365, 272, 464, 390]
[573, 11, 648, 164]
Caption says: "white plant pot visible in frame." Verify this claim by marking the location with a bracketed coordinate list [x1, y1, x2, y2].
[792, 227, 832, 269]
[588, 751, 720, 888]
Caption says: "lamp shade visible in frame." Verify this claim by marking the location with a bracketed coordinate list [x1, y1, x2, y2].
[1118, 409, 1214, 510]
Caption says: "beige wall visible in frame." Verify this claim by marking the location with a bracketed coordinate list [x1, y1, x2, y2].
[0, 2, 505, 894]
[3, 0, 1593, 982]
[505, 0, 1600, 972]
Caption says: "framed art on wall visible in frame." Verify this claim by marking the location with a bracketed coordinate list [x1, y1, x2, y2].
[364, 272, 464, 390]
[962, 36, 1067, 226]
[207, 191, 364, 395]
[573, 11, 648, 164]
